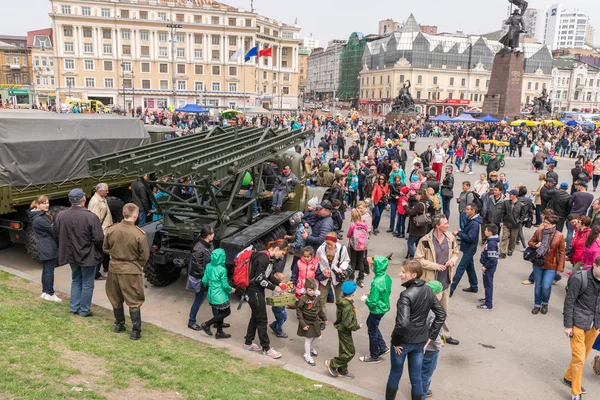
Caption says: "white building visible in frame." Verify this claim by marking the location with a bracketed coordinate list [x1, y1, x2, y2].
[301, 35, 320, 51]
[550, 57, 600, 113]
[543, 4, 594, 50]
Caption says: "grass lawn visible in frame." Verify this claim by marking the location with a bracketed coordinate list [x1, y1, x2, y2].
[0, 271, 364, 400]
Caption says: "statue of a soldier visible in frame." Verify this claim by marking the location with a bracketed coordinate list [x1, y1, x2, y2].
[499, 9, 526, 52]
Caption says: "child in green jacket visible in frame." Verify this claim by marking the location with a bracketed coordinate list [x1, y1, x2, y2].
[326, 281, 363, 379]
[200, 248, 235, 339]
[359, 255, 392, 363]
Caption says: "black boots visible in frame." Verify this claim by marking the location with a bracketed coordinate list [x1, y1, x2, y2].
[130, 310, 142, 341]
[385, 387, 398, 400]
[113, 307, 126, 333]
[411, 394, 423, 400]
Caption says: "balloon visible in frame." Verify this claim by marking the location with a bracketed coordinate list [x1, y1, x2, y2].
[242, 171, 252, 186]
[402, 139, 407, 143]
[399, 143, 404, 147]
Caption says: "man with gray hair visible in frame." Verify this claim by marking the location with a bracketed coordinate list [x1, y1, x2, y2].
[54, 188, 104, 317]
[88, 183, 113, 280]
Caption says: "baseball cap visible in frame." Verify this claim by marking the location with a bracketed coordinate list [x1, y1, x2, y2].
[546, 177, 556, 184]
[560, 182, 569, 189]
[508, 189, 519, 196]
[68, 188, 85, 203]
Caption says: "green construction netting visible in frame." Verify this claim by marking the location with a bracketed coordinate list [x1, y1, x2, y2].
[338, 32, 366, 100]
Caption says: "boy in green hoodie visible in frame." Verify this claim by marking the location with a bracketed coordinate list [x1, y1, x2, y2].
[359, 255, 392, 363]
[326, 281, 363, 379]
[200, 248, 235, 339]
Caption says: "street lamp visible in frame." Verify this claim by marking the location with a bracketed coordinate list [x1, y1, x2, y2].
[67, 81, 72, 97]
[121, 62, 126, 112]
[167, 24, 182, 108]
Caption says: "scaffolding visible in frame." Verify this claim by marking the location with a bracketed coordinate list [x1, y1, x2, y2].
[338, 32, 367, 102]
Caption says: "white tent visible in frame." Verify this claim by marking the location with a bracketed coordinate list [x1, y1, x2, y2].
[247, 106, 271, 115]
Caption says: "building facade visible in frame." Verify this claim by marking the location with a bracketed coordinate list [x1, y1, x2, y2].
[298, 48, 308, 97]
[550, 57, 600, 113]
[306, 40, 345, 101]
[28, 28, 56, 106]
[543, 3, 594, 50]
[301, 36, 319, 51]
[0, 35, 32, 106]
[50, 0, 300, 113]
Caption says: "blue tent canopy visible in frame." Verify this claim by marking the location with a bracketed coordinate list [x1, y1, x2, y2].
[479, 114, 502, 123]
[452, 113, 481, 123]
[582, 121, 596, 128]
[566, 120, 579, 126]
[430, 114, 453, 122]
[175, 104, 209, 113]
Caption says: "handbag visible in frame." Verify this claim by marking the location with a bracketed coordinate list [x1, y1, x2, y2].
[414, 212, 432, 227]
[523, 247, 538, 262]
[332, 246, 353, 283]
[441, 187, 453, 198]
[185, 257, 203, 293]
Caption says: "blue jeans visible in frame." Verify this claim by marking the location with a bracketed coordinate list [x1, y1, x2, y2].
[137, 211, 147, 226]
[459, 212, 468, 230]
[389, 202, 397, 230]
[373, 202, 385, 230]
[188, 289, 207, 326]
[386, 342, 426, 394]
[69, 264, 96, 316]
[407, 235, 422, 259]
[535, 205, 542, 226]
[367, 313, 388, 359]
[533, 266, 556, 306]
[395, 215, 406, 236]
[454, 156, 462, 170]
[421, 350, 440, 395]
[450, 253, 478, 293]
[246, 187, 263, 214]
[442, 198, 451, 219]
[482, 265, 496, 308]
[467, 159, 474, 172]
[272, 190, 285, 208]
[41, 258, 56, 295]
[271, 306, 287, 334]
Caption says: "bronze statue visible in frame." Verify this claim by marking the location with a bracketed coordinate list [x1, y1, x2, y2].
[499, 10, 526, 52]
[531, 88, 552, 117]
[391, 80, 415, 114]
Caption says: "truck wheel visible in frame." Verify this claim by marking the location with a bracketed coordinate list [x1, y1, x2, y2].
[25, 225, 41, 263]
[0, 230, 11, 251]
[143, 257, 181, 286]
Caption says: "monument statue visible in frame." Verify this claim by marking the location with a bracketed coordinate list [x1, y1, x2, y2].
[499, 9, 527, 52]
[390, 80, 416, 114]
[531, 88, 553, 117]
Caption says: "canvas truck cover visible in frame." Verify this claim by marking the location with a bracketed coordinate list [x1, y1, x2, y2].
[0, 112, 150, 187]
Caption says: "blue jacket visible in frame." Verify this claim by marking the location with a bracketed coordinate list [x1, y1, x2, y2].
[306, 209, 334, 248]
[457, 215, 482, 255]
[479, 235, 500, 269]
[27, 209, 58, 261]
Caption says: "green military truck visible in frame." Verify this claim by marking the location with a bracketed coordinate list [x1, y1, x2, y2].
[88, 125, 327, 286]
[0, 111, 150, 259]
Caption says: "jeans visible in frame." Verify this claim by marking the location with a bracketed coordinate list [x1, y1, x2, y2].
[454, 156, 462, 170]
[467, 159, 474, 172]
[366, 313, 388, 360]
[407, 235, 422, 259]
[272, 190, 285, 208]
[442, 198, 451, 219]
[421, 350, 440, 395]
[459, 212, 468, 230]
[372, 202, 385, 230]
[535, 204, 542, 226]
[386, 342, 426, 395]
[482, 265, 496, 308]
[188, 289, 208, 326]
[271, 306, 287, 334]
[389, 202, 397, 230]
[69, 264, 96, 316]
[450, 253, 478, 293]
[395, 215, 406, 236]
[246, 187, 263, 214]
[41, 258, 56, 296]
[137, 211, 147, 226]
[532, 266, 557, 306]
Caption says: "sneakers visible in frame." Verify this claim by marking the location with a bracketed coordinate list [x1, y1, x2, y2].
[359, 355, 380, 363]
[41, 293, 62, 302]
[304, 354, 315, 366]
[477, 304, 492, 311]
[477, 298, 486, 304]
[269, 322, 288, 338]
[531, 306, 541, 315]
[215, 332, 231, 339]
[563, 378, 586, 394]
[339, 371, 355, 379]
[310, 348, 318, 357]
[522, 280, 533, 285]
[325, 359, 338, 377]
[572, 395, 582, 400]
[244, 343, 262, 352]
[499, 253, 507, 259]
[41, 293, 48, 300]
[426, 389, 433, 398]
[379, 348, 390, 357]
[263, 348, 282, 359]
[357, 280, 364, 288]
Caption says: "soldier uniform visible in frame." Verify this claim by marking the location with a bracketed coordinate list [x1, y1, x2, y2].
[103, 220, 150, 340]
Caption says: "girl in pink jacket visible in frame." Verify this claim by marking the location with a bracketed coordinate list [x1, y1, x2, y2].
[295, 246, 319, 300]
[581, 226, 600, 270]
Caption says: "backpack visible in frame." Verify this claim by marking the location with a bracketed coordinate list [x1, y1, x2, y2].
[233, 247, 269, 289]
[566, 269, 588, 296]
[471, 191, 483, 211]
[350, 225, 369, 251]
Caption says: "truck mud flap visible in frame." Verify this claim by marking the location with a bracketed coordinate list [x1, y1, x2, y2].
[138, 220, 163, 250]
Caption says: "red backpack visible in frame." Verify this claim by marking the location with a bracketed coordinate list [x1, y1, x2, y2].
[233, 247, 269, 289]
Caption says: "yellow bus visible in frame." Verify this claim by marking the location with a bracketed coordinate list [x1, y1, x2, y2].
[66, 98, 105, 113]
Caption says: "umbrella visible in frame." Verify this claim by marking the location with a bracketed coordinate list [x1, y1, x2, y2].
[478, 114, 502, 123]
[510, 119, 538, 126]
[175, 103, 209, 113]
[596, 121, 600, 128]
[543, 120, 564, 127]
[430, 114, 453, 122]
[221, 109, 242, 119]
[566, 120, 579, 126]
[451, 113, 481, 123]
[582, 121, 596, 128]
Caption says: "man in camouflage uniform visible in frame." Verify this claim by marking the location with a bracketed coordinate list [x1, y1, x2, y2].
[103, 203, 150, 340]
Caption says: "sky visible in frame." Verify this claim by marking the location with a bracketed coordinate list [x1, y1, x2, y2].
[4, 0, 598, 45]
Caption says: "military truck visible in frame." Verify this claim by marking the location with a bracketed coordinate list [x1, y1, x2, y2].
[88, 125, 326, 286]
[0, 111, 150, 259]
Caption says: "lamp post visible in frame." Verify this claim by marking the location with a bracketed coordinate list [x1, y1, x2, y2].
[132, 71, 135, 116]
[121, 62, 126, 112]
[167, 24, 182, 108]
[67, 81, 72, 97]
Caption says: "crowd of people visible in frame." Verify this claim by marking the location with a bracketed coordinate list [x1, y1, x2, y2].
[27, 113, 600, 400]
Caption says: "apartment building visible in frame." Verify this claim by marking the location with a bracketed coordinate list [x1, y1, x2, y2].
[0, 35, 32, 106]
[50, 0, 301, 113]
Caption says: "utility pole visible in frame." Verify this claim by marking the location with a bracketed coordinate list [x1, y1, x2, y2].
[167, 23, 182, 107]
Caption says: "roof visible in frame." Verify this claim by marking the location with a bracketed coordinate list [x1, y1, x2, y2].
[27, 28, 53, 47]
[0, 40, 18, 50]
[402, 14, 421, 33]
[553, 57, 600, 71]
[298, 49, 310, 55]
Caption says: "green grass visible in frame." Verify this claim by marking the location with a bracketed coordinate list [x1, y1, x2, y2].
[0, 276, 364, 400]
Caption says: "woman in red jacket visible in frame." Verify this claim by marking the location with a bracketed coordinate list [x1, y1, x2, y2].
[371, 175, 389, 235]
[569, 215, 591, 274]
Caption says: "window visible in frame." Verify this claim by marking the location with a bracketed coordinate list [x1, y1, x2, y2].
[212, 66, 220, 75]
[64, 42, 73, 52]
[212, 82, 221, 91]
[84, 43, 93, 53]
[194, 82, 204, 91]
[195, 34, 203, 44]
[449, 77, 454, 86]
[282, 48, 288, 56]
[417, 75, 423, 84]
[158, 32, 167, 42]
[177, 64, 186, 74]
[83, 28, 92, 38]
[62, 5, 71, 14]
[122, 45, 131, 55]
[211, 17, 219, 25]
[475, 78, 480, 87]
[103, 61, 113, 71]
[229, 83, 237, 92]
[123, 79, 132, 89]
[159, 47, 168, 57]
[82, 6, 90, 16]
[85, 77, 95, 87]
[212, 35, 220, 45]
[142, 79, 151, 89]
[34, 56, 39, 66]
[84, 60, 94, 70]
[140, 31, 149, 41]
[416, 91, 421, 99]
[141, 62, 150, 73]
[194, 49, 203, 59]
[103, 29, 111, 39]
[101, 8, 110, 17]
[63, 27, 73, 37]
[195, 65, 203, 74]
[282, 32, 294, 39]
[104, 78, 114, 88]
[103, 44, 112, 54]
[65, 76, 75, 87]
[139, 11, 148, 20]
[273, 86, 277, 94]
[229, 67, 237, 76]
[448, 92, 454, 99]
[122, 30, 131, 40]
[158, 12, 167, 20]
[176, 33, 185, 42]
[176, 14, 184, 22]
[246, 19, 252, 27]
[229, 36, 237, 46]
[177, 81, 186, 90]
[283, 87, 290, 95]
[194, 15, 202, 24]
[159, 63, 168, 73]
[263, 71, 267, 79]
[160, 80, 169, 90]
[212, 50, 220, 60]
[282, 61, 287, 67]
[64, 59, 74, 70]
[121, 61, 132, 72]
[177, 48, 185, 57]
[535, 82, 539, 90]
[461, 78, 466, 87]
[141, 46, 149, 56]
[527, 82, 532, 90]
[283, 73, 290, 81]
[228, 18, 236, 26]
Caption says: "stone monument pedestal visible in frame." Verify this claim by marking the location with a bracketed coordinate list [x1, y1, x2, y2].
[386, 112, 417, 123]
[482, 51, 525, 120]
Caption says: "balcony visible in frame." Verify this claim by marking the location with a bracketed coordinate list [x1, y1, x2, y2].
[10, 64, 21, 70]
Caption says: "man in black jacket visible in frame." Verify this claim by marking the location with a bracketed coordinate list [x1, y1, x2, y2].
[131, 175, 154, 226]
[540, 178, 557, 210]
[549, 183, 572, 232]
[420, 145, 432, 169]
[499, 190, 525, 258]
[486, 153, 501, 175]
[348, 140, 361, 163]
[563, 265, 600, 400]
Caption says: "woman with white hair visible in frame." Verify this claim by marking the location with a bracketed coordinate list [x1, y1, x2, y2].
[315, 233, 351, 311]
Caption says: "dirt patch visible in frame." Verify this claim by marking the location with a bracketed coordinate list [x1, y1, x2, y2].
[54, 344, 109, 388]
[103, 379, 180, 400]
